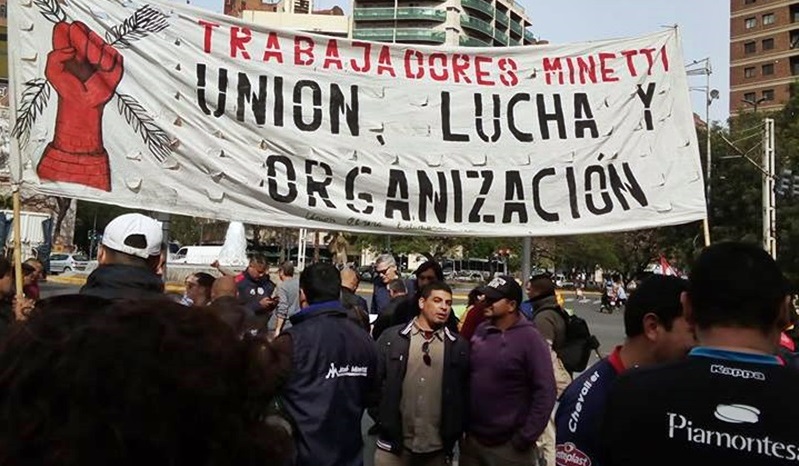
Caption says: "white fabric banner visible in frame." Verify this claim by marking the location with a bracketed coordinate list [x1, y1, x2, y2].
[9, 0, 706, 236]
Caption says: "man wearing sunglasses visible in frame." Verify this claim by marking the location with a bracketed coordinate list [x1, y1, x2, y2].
[372, 282, 470, 466]
[372, 254, 414, 316]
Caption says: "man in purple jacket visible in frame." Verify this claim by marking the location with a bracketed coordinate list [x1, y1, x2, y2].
[461, 275, 557, 466]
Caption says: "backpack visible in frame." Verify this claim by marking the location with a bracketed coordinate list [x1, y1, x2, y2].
[549, 306, 601, 374]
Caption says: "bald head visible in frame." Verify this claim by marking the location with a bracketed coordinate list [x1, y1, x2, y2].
[211, 276, 238, 301]
[340, 268, 360, 292]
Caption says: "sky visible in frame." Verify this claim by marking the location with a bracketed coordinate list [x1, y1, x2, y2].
[185, 0, 730, 122]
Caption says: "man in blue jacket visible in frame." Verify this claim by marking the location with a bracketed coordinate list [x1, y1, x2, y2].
[235, 254, 277, 316]
[273, 263, 378, 466]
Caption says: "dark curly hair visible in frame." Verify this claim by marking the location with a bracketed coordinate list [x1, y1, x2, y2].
[0, 294, 290, 466]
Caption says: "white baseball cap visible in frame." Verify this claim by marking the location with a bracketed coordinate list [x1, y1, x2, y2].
[102, 213, 163, 259]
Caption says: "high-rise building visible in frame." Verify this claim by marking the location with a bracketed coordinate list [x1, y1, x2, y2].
[351, 0, 537, 47]
[1, 0, 7, 100]
[730, 0, 799, 114]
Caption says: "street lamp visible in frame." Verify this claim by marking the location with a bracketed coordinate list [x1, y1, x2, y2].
[686, 57, 716, 246]
[742, 97, 768, 113]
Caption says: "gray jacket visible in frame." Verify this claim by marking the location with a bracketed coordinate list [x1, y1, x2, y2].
[275, 277, 300, 320]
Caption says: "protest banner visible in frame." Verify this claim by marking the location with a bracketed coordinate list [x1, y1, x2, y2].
[8, 0, 705, 236]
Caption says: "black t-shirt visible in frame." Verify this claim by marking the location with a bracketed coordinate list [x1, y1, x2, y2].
[601, 348, 799, 466]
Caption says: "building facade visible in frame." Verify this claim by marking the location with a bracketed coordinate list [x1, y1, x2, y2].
[730, 0, 799, 114]
[351, 0, 537, 47]
[225, 0, 348, 36]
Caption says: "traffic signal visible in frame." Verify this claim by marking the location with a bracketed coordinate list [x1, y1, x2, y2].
[793, 175, 799, 197]
[777, 169, 792, 197]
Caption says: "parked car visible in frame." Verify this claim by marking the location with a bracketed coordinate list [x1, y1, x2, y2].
[169, 245, 223, 265]
[49, 253, 89, 274]
[358, 266, 375, 283]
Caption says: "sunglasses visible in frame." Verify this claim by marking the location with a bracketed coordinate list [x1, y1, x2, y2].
[422, 341, 431, 366]
[376, 267, 393, 275]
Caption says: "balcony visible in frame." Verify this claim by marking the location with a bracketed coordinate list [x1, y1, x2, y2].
[495, 10, 509, 27]
[510, 20, 523, 36]
[460, 35, 491, 47]
[461, 14, 494, 37]
[461, 0, 494, 19]
[352, 28, 446, 44]
[493, 29, 508, 45]
[353, 7, 446, 22]
[524, 29, 535, 43]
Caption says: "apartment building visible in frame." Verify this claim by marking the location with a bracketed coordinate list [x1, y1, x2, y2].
[351, 0, 537, 47]
[730, 0, 799, 114]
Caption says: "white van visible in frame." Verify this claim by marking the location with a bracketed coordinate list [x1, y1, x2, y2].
[169, 245, 223, 265]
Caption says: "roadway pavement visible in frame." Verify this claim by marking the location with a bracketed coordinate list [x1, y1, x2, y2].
[39, 280, 624, 466]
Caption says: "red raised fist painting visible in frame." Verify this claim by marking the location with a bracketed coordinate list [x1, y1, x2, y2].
[12, 2, 171, 192]
[39, 21, 124, 191]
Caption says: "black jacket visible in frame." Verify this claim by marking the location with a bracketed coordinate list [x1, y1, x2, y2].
[80, 264, 164, 300]
[373, 321, 470, 455]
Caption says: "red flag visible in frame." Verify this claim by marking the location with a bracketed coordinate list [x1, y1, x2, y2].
[659, 255, 673, 276]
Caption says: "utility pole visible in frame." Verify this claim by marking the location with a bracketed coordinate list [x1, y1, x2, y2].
[521, 237, 531, 281]
[297, 228, 307, 271]
[763, 118, 776, 259]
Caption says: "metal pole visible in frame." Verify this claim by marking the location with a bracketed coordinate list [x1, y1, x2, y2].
[763, 118, 776, 259]
[12, 187, 23, 302]
[705, 60, 713, 203]
[90, 211, 98, 260]
[297, 228, 307, 270]
[156, 212, 171, 280]
[702, 61, 712, 247]
[521, 237, 531, 281]
[392, 0, 398, 43]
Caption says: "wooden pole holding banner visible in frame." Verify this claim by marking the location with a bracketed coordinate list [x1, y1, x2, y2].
[702, 219, 711, 247]
[12, 186, 23, 302]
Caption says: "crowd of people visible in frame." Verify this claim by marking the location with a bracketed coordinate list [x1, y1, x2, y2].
[0, 212, 797, 466]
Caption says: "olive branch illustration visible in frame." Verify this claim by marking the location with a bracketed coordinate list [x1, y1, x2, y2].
[12, 2, 172, 162]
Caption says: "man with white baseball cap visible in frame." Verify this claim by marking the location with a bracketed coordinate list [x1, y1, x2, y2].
[80, 213, 165, 300]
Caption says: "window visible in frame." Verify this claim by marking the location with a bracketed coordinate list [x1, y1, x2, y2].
[792, 57, 799, 75]
[745, 67, 756, 78]
[762, 63, 775, 75]
[744, 41, 756, 53]
[792, 30, 799, 48]
[763, 89, 775, 100]
[763, 13, 775, 25]
[763, 38, 775, 50]
[744, 92, 757, 101]
[745, 17, 757, 28]
[745, 0, 756, 4]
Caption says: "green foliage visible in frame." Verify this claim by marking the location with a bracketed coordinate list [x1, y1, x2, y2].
[705, 82, 799, 285]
